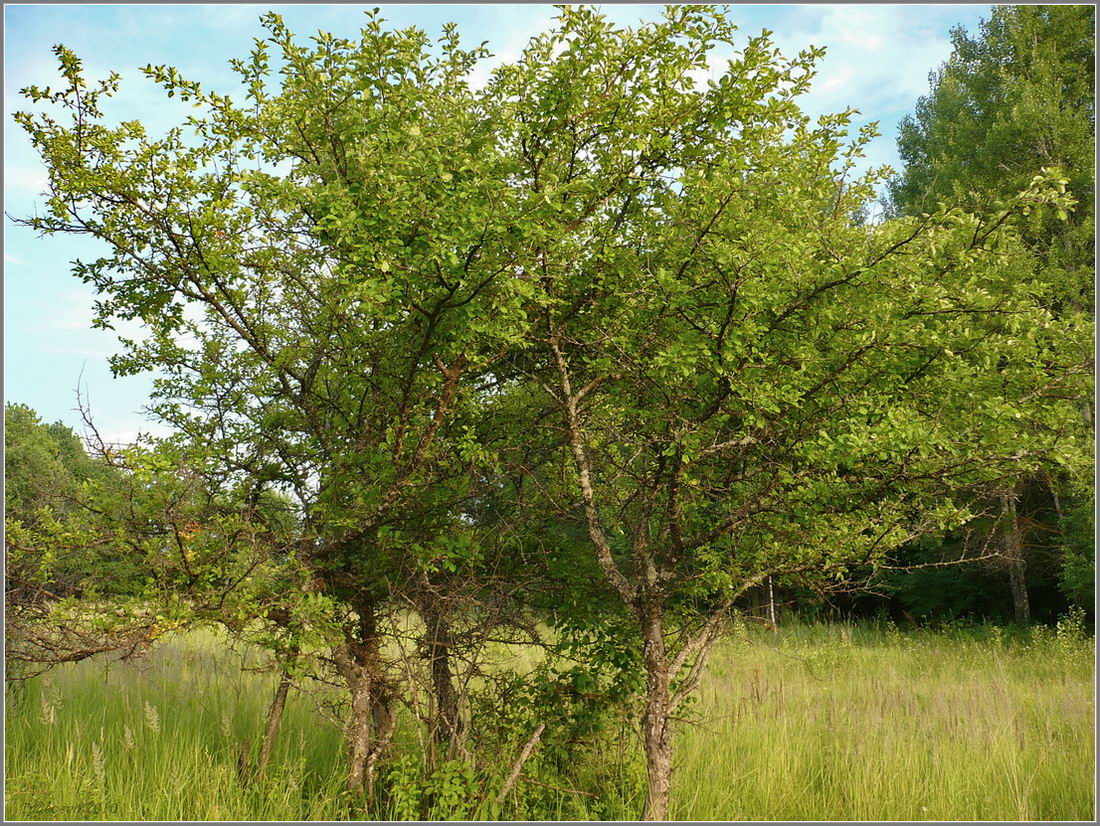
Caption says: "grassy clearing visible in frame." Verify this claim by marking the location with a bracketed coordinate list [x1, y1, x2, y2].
[674, 619, 1095, 821]
[5, 631, 349, 821]
[5, 620, 1094, 821]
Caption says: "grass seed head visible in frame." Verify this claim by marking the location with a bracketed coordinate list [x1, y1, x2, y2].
[39, 694, 56, 726]
[143, 701, 161, 733]
[91, 741, 106, 782]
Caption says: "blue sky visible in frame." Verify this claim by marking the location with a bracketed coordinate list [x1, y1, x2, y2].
[4, 3, 991, 443]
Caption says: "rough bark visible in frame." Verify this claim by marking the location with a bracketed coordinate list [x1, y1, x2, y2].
[255, 667, 292, 781]
[1001, 488, 1030, 624]
[333, 604, 395, 799]
[365, 682, 396, 800]
[640, 601, 674, 822]
[340, 650, 375, 795]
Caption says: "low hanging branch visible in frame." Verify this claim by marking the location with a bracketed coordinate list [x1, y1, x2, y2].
[495, 722, 546, 806]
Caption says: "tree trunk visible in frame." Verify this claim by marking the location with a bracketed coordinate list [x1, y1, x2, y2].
[365, 682, 396, 800]
[255, 667, 292, 781]
[640, 601, 674, 821]
[334, 604, 394, 799]
[747, 583, 763, 621]
[425, 608, 462, 756]
[341, 650, 375, 795]
[1002, 489, 1030, 625]
[766, 576, 777, 630]
[1007, 559, 1030, 625]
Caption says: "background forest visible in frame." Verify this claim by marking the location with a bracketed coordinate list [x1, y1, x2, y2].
[4, 5, 1094, 822]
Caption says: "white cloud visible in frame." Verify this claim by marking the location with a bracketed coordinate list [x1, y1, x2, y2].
[4, 164, 49, 195]
[749, 4, 991, 183]
[818, 66, 856, 95]
[781, 5, 966, 114]
[466, 6, 559, 90]
[97, 421, 173, 448]
[39, 288, 148, 359]
[823, 6, 887, 51]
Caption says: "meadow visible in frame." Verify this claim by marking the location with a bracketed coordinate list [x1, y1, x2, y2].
[5, 617, 1094, 821]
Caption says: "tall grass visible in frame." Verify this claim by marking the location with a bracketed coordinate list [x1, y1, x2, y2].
[674, 618, 1095, 821]
[5, 631, 349, 821]
[5, 619, 1094, 821]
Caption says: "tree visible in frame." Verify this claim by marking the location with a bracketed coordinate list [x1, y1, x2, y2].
[890, 5, 1093, 293]
[4, 403, 113, 525]
[888, 4, 1095, 621]
[14, 12, 541, 799]
[5, 403, 338, 789]
[5, 422, 294, 677]
[4, 402, 142, 629]
[482, 6, 1089, 817]
[14, 6, 1092, 819]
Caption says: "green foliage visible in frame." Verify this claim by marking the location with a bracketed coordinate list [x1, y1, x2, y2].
[9, 5, 1095, 816]
[890, 5, 1094, 306]
[4, 404, 147, 608]
[495, 0, 1088, 696]
[6, 429, 309, 675]
[4, 404, 112, 527]
[879, 496, 1071, 624]
[13, 16, 551, 781]
[383, 755, 478, 820]
[1058, 494, 1095, 608]
[14, 11, 528, 595]
[886, 5, 1095, 621]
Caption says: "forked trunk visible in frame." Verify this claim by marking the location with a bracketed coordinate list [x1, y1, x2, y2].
[640, 601, 674, 821]
[335, 604, 395, 799]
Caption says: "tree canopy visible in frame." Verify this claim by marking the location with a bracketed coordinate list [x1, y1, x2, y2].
[889, 4, 1094, 307]
[885, 4, 1095, 623]
[10, 5, 1094, 820]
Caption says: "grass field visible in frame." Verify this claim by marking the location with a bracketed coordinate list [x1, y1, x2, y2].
[5, 618, 1094, 821]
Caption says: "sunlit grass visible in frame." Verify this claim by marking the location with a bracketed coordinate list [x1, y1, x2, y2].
[5, 630, 349, 821]
[673, 620, 1095, 821]
[5, 620, 1094, 821]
